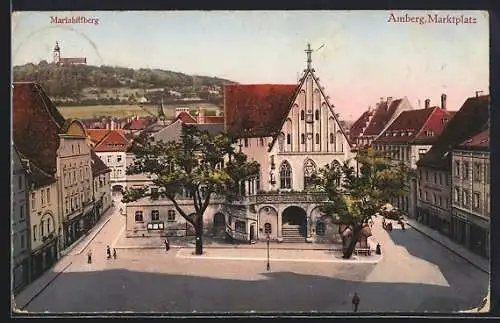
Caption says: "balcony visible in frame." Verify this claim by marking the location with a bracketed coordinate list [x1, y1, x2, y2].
[254, 191, 328, 204]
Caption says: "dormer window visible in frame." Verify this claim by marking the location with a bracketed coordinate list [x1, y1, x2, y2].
[392, 132, 397, 136]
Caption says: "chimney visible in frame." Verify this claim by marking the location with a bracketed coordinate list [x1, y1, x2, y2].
[424, 99, 430, 109]
[111, 119, 115, 130]
[387, 97, 393, 106]
[441, 93, 447, 110]
[475, 90, 484, 98]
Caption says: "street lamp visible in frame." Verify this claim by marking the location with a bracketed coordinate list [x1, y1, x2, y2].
[266, 234, 270, 271]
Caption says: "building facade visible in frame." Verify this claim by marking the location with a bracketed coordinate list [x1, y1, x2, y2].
[56, 120, 95, 249]
[91, 151, 113, 221]
[372, 98, 456, 217]
[416, 94, 490, 238]
[11, 147, 30, 293]
[88, 129, 130, 192]
[451, 129, 490, 258]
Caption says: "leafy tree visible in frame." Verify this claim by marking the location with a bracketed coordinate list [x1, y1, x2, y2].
[122, 124, 260, 255]
[314, 148, 413, 258]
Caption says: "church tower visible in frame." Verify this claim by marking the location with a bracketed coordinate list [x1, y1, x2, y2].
[158, 96, 166, 124]
[53, 42, 61, 64]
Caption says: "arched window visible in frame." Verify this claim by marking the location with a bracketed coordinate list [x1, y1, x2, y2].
[316, 222, 325, 236]
[315, 110, 320, 120]
[303, 159, 317, 189]
[300, 110, 305, 120]
[315, 133, 320, 144]
[135, 211, 143, 222]
[264, 222, 272, 234]
[330, 133, 334, 144]
[286, 134, 291, 145]
[301, 134, 305, 144]
[280, 161, 292, 189]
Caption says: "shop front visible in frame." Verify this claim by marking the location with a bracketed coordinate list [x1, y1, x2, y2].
[468, 219, 489, 258]
[30, 236, 58, 280]
[450, 211, 467, 245]
[63, 214, 83, 249]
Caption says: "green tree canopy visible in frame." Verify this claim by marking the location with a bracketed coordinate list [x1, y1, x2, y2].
[314, 148, 414, 258]
[122, 124, 259, 254]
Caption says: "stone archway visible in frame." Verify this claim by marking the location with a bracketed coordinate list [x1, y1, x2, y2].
[282, 206, 307, 241]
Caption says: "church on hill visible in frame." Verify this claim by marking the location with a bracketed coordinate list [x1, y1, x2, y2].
[125, 44, 358, 245]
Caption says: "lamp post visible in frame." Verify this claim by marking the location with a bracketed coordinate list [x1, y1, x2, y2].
[266, 234, 270, 271]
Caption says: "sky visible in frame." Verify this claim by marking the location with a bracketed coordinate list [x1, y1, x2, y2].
[12, 10, 489, 121]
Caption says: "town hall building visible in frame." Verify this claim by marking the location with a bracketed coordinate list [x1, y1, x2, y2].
[124, 45, 354, 244]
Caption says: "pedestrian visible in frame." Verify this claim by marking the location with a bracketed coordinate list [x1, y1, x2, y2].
[352, 292, 360, 312]
[376, 243, 381, 255]
[401, 221, 405, 231]
[164, 238, 170, 252]
[113, 248, 117, 259]
[106, 245, 111, 259]
[87, 249, 92, 264]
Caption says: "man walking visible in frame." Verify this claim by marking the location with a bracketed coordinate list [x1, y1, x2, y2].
[106, 245, 111, 259]
[87, 249, 92, 264]
[113, 248, 117, 259]
[352, 292, 360, 312]
[164, 238, 170, 252]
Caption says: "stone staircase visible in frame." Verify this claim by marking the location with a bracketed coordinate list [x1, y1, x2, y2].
[282, 225, 306, 243]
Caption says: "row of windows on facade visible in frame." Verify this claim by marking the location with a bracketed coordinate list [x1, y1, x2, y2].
[32, 218, 53, 243]
[419, 170, 450, 187]
[272, 160, 326, 190]
[453, 187, 490, 213]
[240, 132, 341, 149]
[135, 209, 176, 222]
[63, 166, 91, 187]
[373, 145, 413, 162]
[64, 190, 92, 214]
[107, 155, 123, 163]
[71, 144, 83, 155]
[383, 130, 436, 137]
[419, 190, 450, 209]
[231, 220, 326, 236]
[31, 188, 51, 210]
[453, 160, 490, 183]
[111, 168, 124, 178]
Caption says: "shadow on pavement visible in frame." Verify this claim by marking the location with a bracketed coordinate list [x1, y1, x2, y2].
[17, 267, 486, 314]
[386, 227, 489, 307]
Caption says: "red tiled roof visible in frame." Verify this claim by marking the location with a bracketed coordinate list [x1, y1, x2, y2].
[373, 107, 452, 145]
[456, 128, 489, 150]
[174, 111, 197, 124]
[363, 99, 402, 136]
[417, 95, 490, 170]
[224, 84, 297, 138]
[13, 82, 66, 176]
[87, 129, 111, 144]
[204, 116, 225, 124]
[349, 110, 373, 143]
[127, 118, 149, 130]
[90, 150, 111, 176]
[94, 130, 131, 152]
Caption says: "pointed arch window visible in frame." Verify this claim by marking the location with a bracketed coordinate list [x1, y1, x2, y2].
[330, 133, 334, 144]
[300, 110, 305, 120]
[286, 134, 291, 145]
[303, 159, 317, 189]
[301, 134, 305, 144]
[315, 133, 320, 144]
[315, 110, 320, 120]
[280, 161, 292, 189]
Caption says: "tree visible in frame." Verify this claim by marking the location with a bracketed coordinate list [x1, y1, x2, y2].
[122, 124, 260, 255]
[314, 148, 413, 259]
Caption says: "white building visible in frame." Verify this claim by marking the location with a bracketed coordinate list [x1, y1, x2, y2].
[88, 130, 130, 192]
[11, 146, 30, 293]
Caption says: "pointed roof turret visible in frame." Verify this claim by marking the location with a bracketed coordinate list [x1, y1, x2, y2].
[305, 43, 313, 70]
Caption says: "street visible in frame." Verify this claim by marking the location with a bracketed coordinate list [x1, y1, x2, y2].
[21, 203, 488, 313]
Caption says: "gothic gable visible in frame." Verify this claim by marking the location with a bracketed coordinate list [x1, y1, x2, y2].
[270, 69, 351, 153]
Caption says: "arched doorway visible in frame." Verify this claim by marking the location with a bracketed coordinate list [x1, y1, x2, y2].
[282, 206, 307, 241]
[213, 213, 226, 237]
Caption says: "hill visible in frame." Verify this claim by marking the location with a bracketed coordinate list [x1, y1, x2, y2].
[12, 61, 237, 106]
